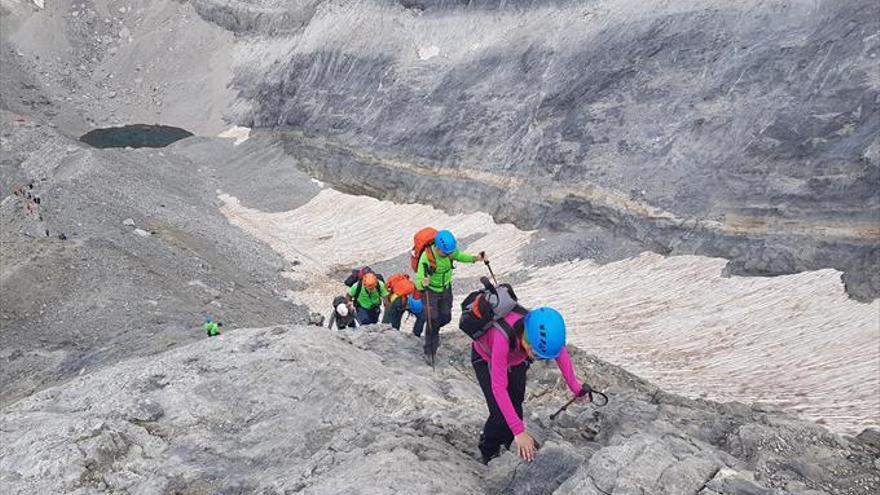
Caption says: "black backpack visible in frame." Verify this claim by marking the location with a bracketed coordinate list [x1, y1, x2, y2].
[344, 266, 385, 286]
[459, 277, 527, 343]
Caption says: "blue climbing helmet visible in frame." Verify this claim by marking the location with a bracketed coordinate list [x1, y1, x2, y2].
[434, 229, 457, 255]
[523, 307, 567, 359]
[407, 295, 423, 316]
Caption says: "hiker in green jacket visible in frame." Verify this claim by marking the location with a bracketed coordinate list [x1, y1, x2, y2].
[347, 272, 389, 325]
[415, 229, 485, 364]
[204, 317, 222, 337]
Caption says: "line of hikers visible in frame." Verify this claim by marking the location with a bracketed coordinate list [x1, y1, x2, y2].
[327, 229, 483, 361]
[328, 228, 600, 464]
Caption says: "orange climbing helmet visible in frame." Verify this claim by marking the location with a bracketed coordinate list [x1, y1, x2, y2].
[363, 273, 378, 290]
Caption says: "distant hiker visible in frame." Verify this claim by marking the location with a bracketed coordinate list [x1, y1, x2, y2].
[382, 273, 419, 330]
[204, 317, 223, 337]
[471, 306, 590, 464]
[412, 228, 485, 362]
[347, 272, 389, 325]
[328, 295, 359, 330]
[12, 183, 39, 216]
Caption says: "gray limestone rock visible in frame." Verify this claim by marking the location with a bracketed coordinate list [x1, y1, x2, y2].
[2, 327, 876, 495]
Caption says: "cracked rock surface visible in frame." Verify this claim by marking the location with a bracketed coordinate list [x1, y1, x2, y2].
[2, 325, 877, 494]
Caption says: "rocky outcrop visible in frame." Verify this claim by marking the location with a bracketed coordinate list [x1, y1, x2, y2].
[2, 325, 878, 494]
[209, 0, 880, 300]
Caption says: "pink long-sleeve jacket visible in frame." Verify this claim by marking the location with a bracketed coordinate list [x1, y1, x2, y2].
[472, 311, 583, 435]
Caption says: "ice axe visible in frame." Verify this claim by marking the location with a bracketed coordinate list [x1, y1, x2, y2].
[550, 386, 608, 420]
[480, 251, 497, 285]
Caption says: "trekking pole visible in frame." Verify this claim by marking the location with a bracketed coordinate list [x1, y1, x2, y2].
[422, 289, 435, 372]
[549, 387, 608, 420]
[480, 251, 498, 285]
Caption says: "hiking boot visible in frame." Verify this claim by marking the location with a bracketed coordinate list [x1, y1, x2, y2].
[423, 353, 434, 367]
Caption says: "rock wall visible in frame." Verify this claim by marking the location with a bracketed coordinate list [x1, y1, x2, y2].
[210, 0, 880, 300]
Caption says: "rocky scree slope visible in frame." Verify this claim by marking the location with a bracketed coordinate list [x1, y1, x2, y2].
[206, 0, 880, 300]
[1, 325, 878, 495]
[0, 0, 236, 136]
[0, 112, 319, 406]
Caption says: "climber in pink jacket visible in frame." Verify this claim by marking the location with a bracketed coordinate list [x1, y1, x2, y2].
[471, 306, 589, 464]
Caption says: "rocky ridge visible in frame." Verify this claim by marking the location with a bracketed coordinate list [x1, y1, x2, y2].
[1, 325, 878, 494]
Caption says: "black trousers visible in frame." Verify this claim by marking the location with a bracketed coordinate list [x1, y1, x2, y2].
[472, 348, 528, 462]
[423, 286, 453, 355]
[329, 313, 357, 330]
[412, 312, 425, 337]
[381, 297, 405, 330]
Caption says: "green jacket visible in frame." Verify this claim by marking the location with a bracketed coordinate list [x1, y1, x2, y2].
[204, 322, 221, 337]
[415, 246, 477, 293]
[348, 280, 389, 309]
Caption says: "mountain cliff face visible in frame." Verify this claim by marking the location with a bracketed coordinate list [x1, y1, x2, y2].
[203, 0, 880, 300]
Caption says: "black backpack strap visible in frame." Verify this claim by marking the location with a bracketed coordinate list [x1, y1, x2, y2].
[425, 246, 437, 274]
[480, 277, 497, 295]
[500, 284, 519, 301]
[511, 305, 528, 316]
[352, 282, 363, 305]
[495, 319, 514, 339]
[495, 319, 518, 350]
[422, 256, 435, 278]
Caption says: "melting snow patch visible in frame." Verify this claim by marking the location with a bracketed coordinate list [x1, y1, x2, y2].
[219, 188, 880, 434]
[217, 126, 250, 146]
[418, 46, 440, 60]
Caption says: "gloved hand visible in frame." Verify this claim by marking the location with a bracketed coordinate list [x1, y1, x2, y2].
[577, 384, 593, 399]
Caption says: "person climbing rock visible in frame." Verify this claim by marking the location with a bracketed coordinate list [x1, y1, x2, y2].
[472, 307, 590, 464]
[204, 317, 223, 337]
[328, 295, 359, 330]
[382, 273, 418, 330]
[347, 272, 389, 325]
[414, 229, 485, 360]
[383, 294, 423, 330]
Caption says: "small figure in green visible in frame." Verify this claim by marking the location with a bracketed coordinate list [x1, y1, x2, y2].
[204, 317, 223, 337]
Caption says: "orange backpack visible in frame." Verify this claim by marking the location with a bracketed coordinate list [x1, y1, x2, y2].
[386, 273, 415, 299]
[410, 227, 438, 272]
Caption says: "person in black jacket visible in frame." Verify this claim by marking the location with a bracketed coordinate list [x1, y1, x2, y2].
[328, 295, 359, 330]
